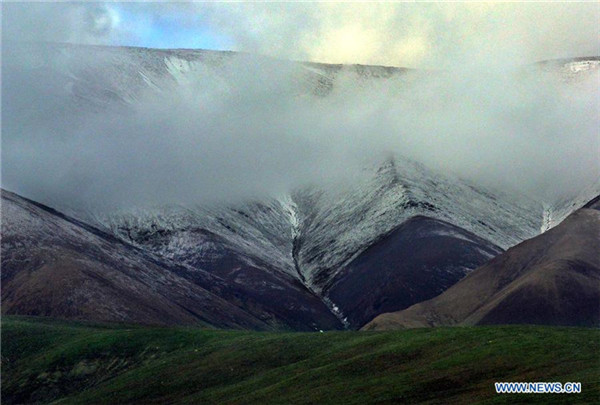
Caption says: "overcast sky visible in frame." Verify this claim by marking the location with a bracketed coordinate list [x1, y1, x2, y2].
[3, 1, 599, 68]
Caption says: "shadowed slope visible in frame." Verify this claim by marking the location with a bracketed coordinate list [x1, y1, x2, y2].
[364, 201, 600, 330]
[325, 216, 502, 328]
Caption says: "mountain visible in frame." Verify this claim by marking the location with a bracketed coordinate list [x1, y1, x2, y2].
[3, 42, 410, 115]
[363, 196, 600, 330]
[3, 44, 599, 329]
[87, 154, 543, 328]
[0, 190, 341, 331]
[88, 153, 599, 329]
[536, 56, 600, 83]
[0, 184, 507, 330]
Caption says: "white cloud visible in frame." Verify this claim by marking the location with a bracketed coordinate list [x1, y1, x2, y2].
[1, 2, 598, 210]
[4, 2, 598, 67]
[194, 2, 599, 68]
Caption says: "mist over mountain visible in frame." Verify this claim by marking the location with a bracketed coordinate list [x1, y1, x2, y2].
[2, 43, 598, 214]
[2, 40, 598, 329]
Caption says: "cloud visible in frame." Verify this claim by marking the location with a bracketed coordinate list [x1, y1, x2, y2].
[3, 2, 598, 67]
[2, 3, 120, 44]
[1, 3, 599, 213]
[194, 2, 600, 68]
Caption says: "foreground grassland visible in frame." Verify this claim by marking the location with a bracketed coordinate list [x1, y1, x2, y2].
[2, 316, 599, 404]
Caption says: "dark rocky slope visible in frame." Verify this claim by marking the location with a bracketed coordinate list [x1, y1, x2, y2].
[363, 198, 600, 330]
[325, 216, 502, 328]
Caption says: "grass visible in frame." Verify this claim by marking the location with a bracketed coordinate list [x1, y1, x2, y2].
[2, 316, 599, 404]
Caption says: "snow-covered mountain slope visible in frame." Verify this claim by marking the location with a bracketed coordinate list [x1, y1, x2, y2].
[82, 154, 545, 328]
[93, 199, 297, 279]
[1, 190, 342, 331]
[0, 190, 268, 329]
[9, 42, 410, 113]
[89, 156, 541, 275]
[292, 157, 541, 293]
[86, 151, 598, 328]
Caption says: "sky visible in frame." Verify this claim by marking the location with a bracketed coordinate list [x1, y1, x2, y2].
[1, 2, 599, 211]
[2, 1, 599, 68]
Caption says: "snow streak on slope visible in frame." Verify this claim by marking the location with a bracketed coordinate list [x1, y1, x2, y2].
[537, 57, 600, 83]
[541, 179, 600, 233]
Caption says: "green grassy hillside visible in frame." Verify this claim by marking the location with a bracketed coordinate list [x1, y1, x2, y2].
[2, 316, 599, 404]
